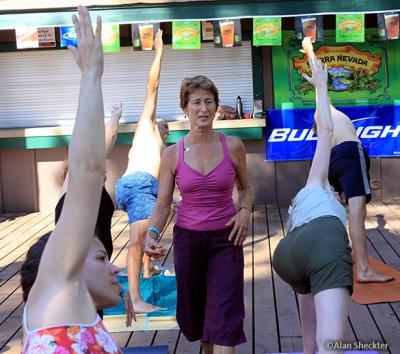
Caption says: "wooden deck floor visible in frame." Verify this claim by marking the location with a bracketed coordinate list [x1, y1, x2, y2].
[1, 199, 400, 353]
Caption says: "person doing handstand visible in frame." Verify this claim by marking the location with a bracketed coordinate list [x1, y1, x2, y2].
[115, 29, 170, 313]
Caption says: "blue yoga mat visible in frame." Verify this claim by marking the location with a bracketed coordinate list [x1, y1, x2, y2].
[104, 270, 177, 318]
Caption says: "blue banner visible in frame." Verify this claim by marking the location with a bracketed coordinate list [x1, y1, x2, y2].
[60, 26, 77, 47]
[266, 105, 400, 161]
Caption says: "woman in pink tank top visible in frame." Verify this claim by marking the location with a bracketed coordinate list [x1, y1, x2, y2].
[144, 76, 253, 353]
[20, 8, 126, 353]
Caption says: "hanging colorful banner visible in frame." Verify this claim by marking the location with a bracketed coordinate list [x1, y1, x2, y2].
[266, 105, 400, 161]
[202, 21, 214, 41]
[15, 27, 39, 49]
[38, 27, 56, 48]
[336, 14, 365, 42]
[60, 26, 77, 47]
[172, 21, 201, 50]
[294, 16, 324, 43]
[253, 18, 281, 46]
[271, 30, 400, 108]
[213, 19, 242, 48]
[132, 23, 160, 51]
[99, 23, 120, 53]
[377, 12, 400, 40]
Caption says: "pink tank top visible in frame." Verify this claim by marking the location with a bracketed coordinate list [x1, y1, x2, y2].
[176, 133, 237, 231]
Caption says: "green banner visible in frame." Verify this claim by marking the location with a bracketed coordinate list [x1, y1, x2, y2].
[272, 30, 400, 108]
[172, 21, 201, 50]
[336, 14, 365, 43]
[102, 23, 120, 53]
[253, 17, 281, 46]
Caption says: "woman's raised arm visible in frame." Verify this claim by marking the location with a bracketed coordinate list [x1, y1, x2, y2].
[301, 38, 332, 189]
[36, 6, 106, 284]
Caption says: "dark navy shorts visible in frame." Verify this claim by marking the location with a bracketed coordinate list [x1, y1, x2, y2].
[329, 141, 371, 204]
[115, 172, 158, 224]
[272, 216, 354, 296]
[173, 225, 247, 346]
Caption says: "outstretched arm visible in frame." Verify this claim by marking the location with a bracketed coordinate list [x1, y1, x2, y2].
[38, 6, 106, 282]
[138, 29, 163, 125]
[301, 39, 332, 188]
[143, 146, 176, 258]
[225, 138, 253, 246]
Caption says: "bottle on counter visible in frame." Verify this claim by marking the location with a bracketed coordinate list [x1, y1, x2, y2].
[236, 96, 243, 119]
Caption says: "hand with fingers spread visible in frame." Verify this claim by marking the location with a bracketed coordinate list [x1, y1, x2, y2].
[68, 5, 103, 76]
[225, 208, 251, 246]
[301, 57, 328, 90]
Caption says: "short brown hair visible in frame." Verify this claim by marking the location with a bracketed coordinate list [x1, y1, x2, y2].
[179, 75, 219, 110]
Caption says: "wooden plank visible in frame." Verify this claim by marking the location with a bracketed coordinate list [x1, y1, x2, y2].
[0, 215, 54, 284]
[0, 213, 53, 261]
[253, 204, 279, 353]
[368, 303, 400, 353]
[0, 213, 38, 241]
[173, 331, 202, 354]
[266, 203, 303, 352]
[237, 206, 253, 354]
[0, 214, 20, 235]
[1, 327, 23, 353]
[365, 203, 400, 269]
[0, 302, 23, 351]
[1, 202, 400, 353]
[348, 301, 384, 345]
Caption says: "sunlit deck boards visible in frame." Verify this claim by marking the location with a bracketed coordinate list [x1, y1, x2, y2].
[0, 199, 399, 353]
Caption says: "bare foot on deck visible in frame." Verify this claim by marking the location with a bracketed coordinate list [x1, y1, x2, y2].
[143, 263, 162, 279]
[357, 266, 394, 283]
[132, 298, 166, 314]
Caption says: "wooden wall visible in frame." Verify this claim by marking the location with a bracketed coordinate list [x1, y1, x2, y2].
[0, 141, 398, 213]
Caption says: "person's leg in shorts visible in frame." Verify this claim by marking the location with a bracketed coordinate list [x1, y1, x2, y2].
[115, 172, 163, 313]
[306, 217, 353, 354]
[331, 145, 393, 283]
[280, 217, 352, 354]
[314, 287, 349, 354]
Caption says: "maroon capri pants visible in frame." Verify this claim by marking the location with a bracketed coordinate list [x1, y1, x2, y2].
[173, 225, 247, 346]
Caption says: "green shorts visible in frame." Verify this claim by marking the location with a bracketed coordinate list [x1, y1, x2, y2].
[272, 216, 353, 295]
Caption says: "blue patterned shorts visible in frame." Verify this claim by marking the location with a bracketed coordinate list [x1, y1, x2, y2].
[115, 172, 159, 224]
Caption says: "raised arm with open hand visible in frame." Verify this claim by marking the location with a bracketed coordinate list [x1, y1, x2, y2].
[37, 5, 106, 286]
[302, 54, 332, 188]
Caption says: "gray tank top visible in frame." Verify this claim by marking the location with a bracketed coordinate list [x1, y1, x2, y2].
[289, 187, 347, 230]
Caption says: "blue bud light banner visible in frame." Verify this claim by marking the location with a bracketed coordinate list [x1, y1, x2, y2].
[266, 105, 400, 161]
[60, 26, 77, 47]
